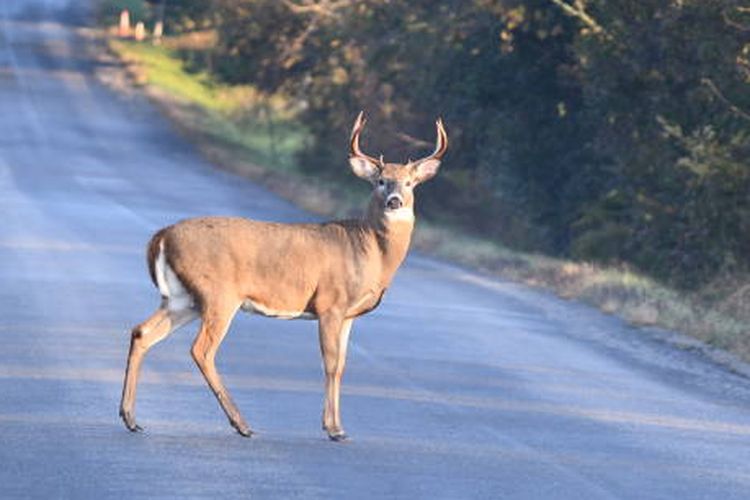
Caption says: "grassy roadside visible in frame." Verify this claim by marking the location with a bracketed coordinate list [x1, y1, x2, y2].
[105, 37, 749, 365]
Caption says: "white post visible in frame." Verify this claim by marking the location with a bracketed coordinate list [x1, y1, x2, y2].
[134, 21, 146, 42]
[153, 21, 164, 44]
[118, 9, 131, 38]
[153, 0, 166, 45]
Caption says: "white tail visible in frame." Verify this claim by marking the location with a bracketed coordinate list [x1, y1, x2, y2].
[119, 112, 448, 441]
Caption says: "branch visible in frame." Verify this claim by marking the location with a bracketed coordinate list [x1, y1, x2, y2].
[549, 0, 612, 40]
[701, 77, 750, 122]
[279, 20, 318, 69]
[723, 9, 750, 31]
[396, 132, 432, 149]
[279, 0, 350, 68]
[282, 0, 350, 18]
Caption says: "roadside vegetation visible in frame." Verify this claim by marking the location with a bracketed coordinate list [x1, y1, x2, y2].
[100, 1, 750, 362]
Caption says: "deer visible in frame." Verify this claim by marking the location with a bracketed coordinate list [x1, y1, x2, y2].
[119, 112, 448, 441]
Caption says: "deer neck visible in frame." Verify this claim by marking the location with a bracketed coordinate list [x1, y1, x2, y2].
[363, 196, 415, 287]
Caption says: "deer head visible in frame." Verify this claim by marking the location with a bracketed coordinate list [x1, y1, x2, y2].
[349, 112, 448, 218]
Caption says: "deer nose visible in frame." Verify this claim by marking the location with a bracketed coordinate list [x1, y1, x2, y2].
[386, 195, 403, 210]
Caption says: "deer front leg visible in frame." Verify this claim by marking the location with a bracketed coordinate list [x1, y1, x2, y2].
[191, 302, 253, 437]
[319, 314, 353, 441]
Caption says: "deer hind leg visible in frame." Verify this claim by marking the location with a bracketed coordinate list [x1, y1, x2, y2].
[319, 315, 353, 441]
[120, 305, 198, 432]
[191, 301, 252, 437]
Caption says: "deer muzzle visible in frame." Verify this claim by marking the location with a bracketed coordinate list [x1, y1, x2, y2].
[386, 194, 404, 210]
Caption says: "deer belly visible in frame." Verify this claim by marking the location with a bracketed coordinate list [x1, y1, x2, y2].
[240, 298, 317, 320]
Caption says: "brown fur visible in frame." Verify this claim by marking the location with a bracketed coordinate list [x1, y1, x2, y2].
[158, 214, 410, 320]
[119, 113, 447, 440]
[146, 227, 168, 287]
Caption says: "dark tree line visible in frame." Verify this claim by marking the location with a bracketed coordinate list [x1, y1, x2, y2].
[156, 0, 750, 290]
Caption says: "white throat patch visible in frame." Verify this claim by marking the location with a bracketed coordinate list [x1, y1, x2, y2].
[385, 207, 415, 222]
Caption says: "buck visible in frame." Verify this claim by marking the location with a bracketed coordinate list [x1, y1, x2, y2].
[119, 112, 448, 441]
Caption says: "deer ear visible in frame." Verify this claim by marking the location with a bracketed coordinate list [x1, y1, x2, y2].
[349, 156, 380, 181]
[412, 158, 441, 184]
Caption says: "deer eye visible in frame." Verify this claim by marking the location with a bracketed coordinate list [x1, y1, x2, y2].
[405, 181, 412, 187]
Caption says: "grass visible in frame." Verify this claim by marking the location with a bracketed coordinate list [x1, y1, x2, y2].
[114, 40, 227, 111]
[110, 39, 306, 171]
[417, 221, 749, 357]
[106, 36, 750, 366]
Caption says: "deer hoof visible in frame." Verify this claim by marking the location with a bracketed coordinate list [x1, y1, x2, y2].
[328, 431, 349, 442]
[236, 427, 254, 438]
[232, 421, 254, 438]
[120, 409, 142, 432]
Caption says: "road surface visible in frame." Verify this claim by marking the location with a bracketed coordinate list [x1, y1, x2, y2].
[1, 1, 750, 498]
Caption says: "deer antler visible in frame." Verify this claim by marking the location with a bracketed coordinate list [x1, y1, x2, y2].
[350, 111, 381, 166]
[416, 118, 448, 163]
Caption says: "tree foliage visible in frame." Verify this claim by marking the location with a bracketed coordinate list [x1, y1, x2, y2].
[166, 0, 750, 289]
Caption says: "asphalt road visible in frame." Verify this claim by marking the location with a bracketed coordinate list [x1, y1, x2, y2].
[2, 1, 750, 498]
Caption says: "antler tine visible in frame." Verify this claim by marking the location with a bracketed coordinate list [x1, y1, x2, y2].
[350, 111, 380, 164]
[434, 118, 449, 160]
[417, 117, 448, 163]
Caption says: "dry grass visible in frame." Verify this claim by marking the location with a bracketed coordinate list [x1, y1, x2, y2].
[161, 30, 218, 51]
[412, 222, 750, 360]
[104, 35, 750, 364]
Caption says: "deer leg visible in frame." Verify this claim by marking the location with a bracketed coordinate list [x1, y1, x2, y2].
[191, 302, 252, 437]
[319, 314, 353, 441]
[120, 306, 198, 432]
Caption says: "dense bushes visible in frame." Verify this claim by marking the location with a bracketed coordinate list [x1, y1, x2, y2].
[125, 0, 750, 290]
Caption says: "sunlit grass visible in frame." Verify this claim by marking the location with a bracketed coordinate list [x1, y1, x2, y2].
[111, 39, 236, 112]
[109, 39, 307, 170]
